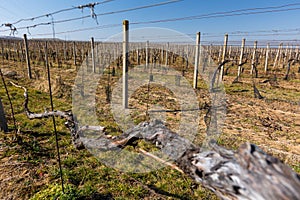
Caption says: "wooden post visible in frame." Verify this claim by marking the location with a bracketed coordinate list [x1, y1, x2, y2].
[136, 49, 139, 65]
[81, 45, 85, 63]
[288, 45, 292, 61]
[228, 45, 232, 59]
[193, 32, 200, 89]
[273, 43, 282, 69]
[250, 41, 258, 75]
[73, 41, 76, 66]
[237, 38, 245, 78]
[264, 43, 270, 73]
[23, 34, 32, 79]
[149, 44, 154, 81]
[217, 46, 222, 63]
[282, 44, 289, 68]
[123, 20, 129, 109]
[295, 46, 299, 60]
[91, 37, 96, 73]
[219, 34, 228, 82]
[63, 41, 67, 61]
[165, 42, 169, 67]
[159, 48, 162, 65]
[209, 44, 213, 64]
[44, 41, 49, 71]
[146, 41, 149, 69]
[0, 97, 8, 132]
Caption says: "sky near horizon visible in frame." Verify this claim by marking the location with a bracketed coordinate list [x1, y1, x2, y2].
[0, 0, 300, 45]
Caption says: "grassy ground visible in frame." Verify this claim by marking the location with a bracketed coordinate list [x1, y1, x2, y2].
[0, 53, 299, 199]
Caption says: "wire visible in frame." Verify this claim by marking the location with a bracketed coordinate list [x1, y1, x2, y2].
[31, 23, 120, 37]
[2, 1, 300, 39]
[11, 0, 116, 25]
[131, 6, 300, 25]
[0, 0, 182, 32]
[29, 25, 300, 39]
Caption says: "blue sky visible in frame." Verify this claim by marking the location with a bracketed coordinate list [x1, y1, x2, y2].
[0, 0, 300, 45]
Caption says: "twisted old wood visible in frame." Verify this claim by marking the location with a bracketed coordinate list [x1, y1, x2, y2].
[10, 81, 84, 149]
[12, 82, 300, 200]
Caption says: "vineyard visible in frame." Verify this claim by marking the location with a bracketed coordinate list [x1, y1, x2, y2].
[0, 31, 299, 199]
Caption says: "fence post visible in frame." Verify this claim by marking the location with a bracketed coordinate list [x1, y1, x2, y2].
[63, 41, 67, 61]
[146, 40, 149, 69]
[91, 37, 96, 73]
[250, 41, 258, 75]
[123, 20, 129, 109]
[273, 43, 282, 69]
[295, 46, 299, 60]
[23, 34, 32, 79]
[0, 97, 8, 132]
[238, 38, 246, 79]
[136, 49, 140, 65]
[282, 44, 289, 68]
[165, 42, 169, 67]
[264, 43, 270, 74]
[288, 45, 292, 61]
[73, 41, 76, 66]
[219, 33, 228, 82]
[193, 32, 200, 89]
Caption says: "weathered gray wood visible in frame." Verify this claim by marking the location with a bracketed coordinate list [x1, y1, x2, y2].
[282, 44, 289, 68]
[91, 37, 96, 73]
[73, 41, 76, 66]
[63, 41, 67, 61]
[122, 20, 129, 109]
[193, 32, 200, 89]
[23, 34, 32, 79]
[11, 82, 83, 149]
[250, 41, 258, 76]
[0, 97, 8, 132]
[284, 59, 298, 80]
[12, 81, 300, 199]
[264, 43, 270, 73]
[81, 120, 300, 200]
[288, 45, 292, 61]
[217, 46, 222, 63]
[295, 46, 299, 61]
[165, 42, 169, 67]
[146, 41, 149, 69]
[273, 43, 283, 69]
[219, 34, 228, 82]
[237, 38, 245, 79]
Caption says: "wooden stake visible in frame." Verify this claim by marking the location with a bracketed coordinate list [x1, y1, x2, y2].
[73, 41, 76, 66]
[91, 37, 96, 73]
[146, 40, 149, 69]
[23, 34, 32, 79]
[273, 43, 283, 69]
[193, 32, 200, 89]
[219, 34, 228, 82]
[165, 42, 169, 67]
[264, 43, 270, 73]
[250, 41, 258, 75]
[123, 20, 129, 109]
[63, 41, 67, 61]
[237, 38, 245, 78]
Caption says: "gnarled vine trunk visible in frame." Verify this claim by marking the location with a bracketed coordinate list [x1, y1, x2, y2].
[12, 82, 300, 200]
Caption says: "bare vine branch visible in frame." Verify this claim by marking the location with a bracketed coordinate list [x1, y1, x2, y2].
[11, 82, 300, 200]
